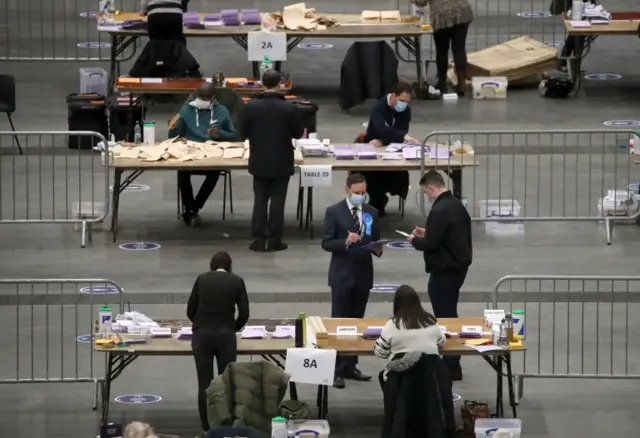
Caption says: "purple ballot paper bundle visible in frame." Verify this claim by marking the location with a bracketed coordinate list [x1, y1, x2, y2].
[241, 9, 261, 25]
[183, 11, 201, 25]
[222, 9, 240, 26]
[362, 327, 383, 339]
[204, 13, 222, 22]
[333, 146, 356, 159]
[356, 145, 377, 159]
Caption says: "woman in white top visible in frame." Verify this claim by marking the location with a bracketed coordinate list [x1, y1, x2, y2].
[374, 284, 446, 386]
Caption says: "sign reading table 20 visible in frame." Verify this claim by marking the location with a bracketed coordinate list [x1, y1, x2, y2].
[300, 165, 332, 187]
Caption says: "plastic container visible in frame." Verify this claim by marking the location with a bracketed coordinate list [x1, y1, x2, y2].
[80, 68, 108, 96]
[475, 418, 521, 438]
[271, 416, 287, 438]
[98, 306, 113, 336]
[478, 200, 523, 237]
[472, 76, 508, 100]
[571, 1, 584, 20]
[293, 420, 330, 438]
[512, 309, 525, 337]
[143, 121, 156, 146]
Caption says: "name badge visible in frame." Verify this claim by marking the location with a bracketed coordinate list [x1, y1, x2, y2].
[336, 326, 358, 335]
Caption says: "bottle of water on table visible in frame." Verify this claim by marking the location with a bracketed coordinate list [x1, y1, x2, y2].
[285, 415, 296, 438]
[133, 122, 142, 144]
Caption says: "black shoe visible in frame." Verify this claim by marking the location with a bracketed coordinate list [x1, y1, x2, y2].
[267, 240, 288, 252]
[249, 239, 266, 252]
[449, 367, 463, 381]
[181, 210, 199, 226]
[343, 368, 372, 381]
[333, 376, 345, 389]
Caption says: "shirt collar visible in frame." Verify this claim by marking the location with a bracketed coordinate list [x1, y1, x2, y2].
[215, 269, 227, 272]
[346, 197, 361, 212]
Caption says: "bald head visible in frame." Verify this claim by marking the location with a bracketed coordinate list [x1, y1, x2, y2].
[261, 69, 281, 90]
[195, 83, 215, 101]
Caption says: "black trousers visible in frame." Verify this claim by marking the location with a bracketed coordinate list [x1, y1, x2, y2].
[560, 35, 585, 62]
[427, 269, 467, 371]
[178, 171, 220, 213]
[331, 285, 370, 375]
[251, 176, 290, 241]
[433, 22, 470, 89]
[192, 330, 237, 432]
[147, 12, 186, 44]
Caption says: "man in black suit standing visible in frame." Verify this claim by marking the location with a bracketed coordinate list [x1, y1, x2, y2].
[321, 173, 383, 388]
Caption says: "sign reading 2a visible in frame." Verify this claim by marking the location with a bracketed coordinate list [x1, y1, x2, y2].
[247, 31, 288, 61]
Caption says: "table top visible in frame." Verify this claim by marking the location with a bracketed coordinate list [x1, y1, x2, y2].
[100, 12, 428, 38]
[565, 11, 640, 35]
[313, 317, 526, 356]
[114, 77, 293, 95]
[110, 147, 478, 171]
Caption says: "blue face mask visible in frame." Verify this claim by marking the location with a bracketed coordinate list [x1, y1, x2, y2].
[349, 193, 366, 206]
[394, 101, 408, 112]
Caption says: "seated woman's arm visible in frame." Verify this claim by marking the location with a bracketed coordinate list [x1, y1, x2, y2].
[373, 320, 394, 359]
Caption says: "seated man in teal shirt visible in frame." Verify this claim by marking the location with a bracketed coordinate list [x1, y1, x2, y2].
[169, 83, 239, 225]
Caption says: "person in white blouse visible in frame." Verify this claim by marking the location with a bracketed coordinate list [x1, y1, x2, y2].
[374, 284, 446, 387]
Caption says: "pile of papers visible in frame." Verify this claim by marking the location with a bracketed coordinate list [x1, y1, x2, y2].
[177, 327, 193, 340]
[241, 9, 261, 25]
[183, 12, 201, 25]
[221, 9, 240, 26]
[111, 138, 249, 162]
[112, 311, 160, 335]
[241, 326, 268, 339]
[362, 327, 383, 339]
[268, 3, 337, 31]
[360, 10, 402, 23]
[272, 325, 295, 339]
[582, 4, 611, 21]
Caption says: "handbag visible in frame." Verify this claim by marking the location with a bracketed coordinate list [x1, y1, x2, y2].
[460, 400, 490, 436]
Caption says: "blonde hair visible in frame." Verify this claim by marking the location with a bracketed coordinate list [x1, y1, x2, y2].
[124, 422, 155, 438]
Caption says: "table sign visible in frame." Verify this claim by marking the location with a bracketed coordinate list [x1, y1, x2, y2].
[300, 165, 332, 187]
[275, 325, 295, 333]
[484, 309, 505, 326]
[461, 325, 483, 334]
[247, 31, 287, 61]
[336, 326, 358, 335]
[285, 347, 337, 385]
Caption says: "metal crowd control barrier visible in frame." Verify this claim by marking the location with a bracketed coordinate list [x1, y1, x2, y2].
[419, 130, 640, 245]
[0, 131, 110, 248]
[0, 279, 125, 409]
[493, 275, 640, 402]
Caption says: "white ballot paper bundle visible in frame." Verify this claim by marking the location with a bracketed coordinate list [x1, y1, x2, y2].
[241, 325, 268, 339]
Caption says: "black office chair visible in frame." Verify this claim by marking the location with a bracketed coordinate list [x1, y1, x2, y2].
[0, 74, 22, 155]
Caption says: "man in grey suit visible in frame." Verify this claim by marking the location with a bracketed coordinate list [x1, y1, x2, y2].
[321, 173, 383, 388]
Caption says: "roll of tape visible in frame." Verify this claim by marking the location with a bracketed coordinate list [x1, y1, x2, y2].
[492, 429, 514, 438]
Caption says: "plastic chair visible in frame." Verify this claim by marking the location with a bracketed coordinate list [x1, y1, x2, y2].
[0, 74, 23, 154]
[206, 426, 261, 438]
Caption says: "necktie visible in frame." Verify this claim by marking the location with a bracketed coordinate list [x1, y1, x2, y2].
[352, 207, 362, 235]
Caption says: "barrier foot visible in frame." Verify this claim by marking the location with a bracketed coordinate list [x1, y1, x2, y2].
[92, 378, 99, 410]
[516, 374, 525, 400]
[605, 218, 612, 246]
[81, 220, 87, 248]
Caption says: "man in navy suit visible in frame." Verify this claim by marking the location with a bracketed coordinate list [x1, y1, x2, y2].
[321, 173, 383, 389]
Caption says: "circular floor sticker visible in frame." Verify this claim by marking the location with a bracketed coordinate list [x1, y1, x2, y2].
[114, 394, 162, 404]
[79, 285, 121, 294]
[452, 393, 462, 401]
[603, 120, 640, 127]
[109, 184, 150, 192]
[585, 73, 621, 81]
[77, 42, 112, 49]
[119, 242, 161, 251]
[77, 335, 94, 343]
[386, 241, 413, 249]
[79, 12, 98, 18]
[298, 42, 333, 49]
[371, 284, 401, 293]
[517, 11, 551, 18]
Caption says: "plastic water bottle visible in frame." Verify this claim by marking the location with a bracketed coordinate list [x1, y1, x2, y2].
[271, 417, 286, 438]
[285, 416, 295, 438]
[259, 56, 274, 79]
[133, 122, 142, 144]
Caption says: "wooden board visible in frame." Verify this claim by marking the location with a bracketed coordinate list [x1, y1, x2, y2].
[100, 12, 428, 38]
[314, 317, 526, 356]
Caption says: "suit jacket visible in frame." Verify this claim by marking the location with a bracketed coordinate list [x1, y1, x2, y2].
[321, 200, 381, 289]
[339, 41, 399, 111]
[382, 353, 456, 438]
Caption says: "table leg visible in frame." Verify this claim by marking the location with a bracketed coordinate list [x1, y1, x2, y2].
[297, 173, 303, 224]
[413, 36, 423, 93]
[496, 355, 504, 417]
[111, 169, 122, 242]
[449, 169, 462, 199]
[505, 353, 518, 417]
[316, 384, 329, 419]
[305, 187, 314, 239]
[102, 354, 139, 425]
[108, 35, 118, 96]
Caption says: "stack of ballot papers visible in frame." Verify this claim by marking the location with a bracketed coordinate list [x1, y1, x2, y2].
[272, 325, 295, 339]
[362, 327, 383, 339]
[112, 311, 159, 333]
[241, 326, 268, 339]
[361, 10, 381, 22]
[183, 12, 201, 25]
[429, 146, 451, 160]
[111, 138, 248, 162]
[222, 9, 240, 25]
[241, 9, 261, 25]
[177, 327, 193, 340]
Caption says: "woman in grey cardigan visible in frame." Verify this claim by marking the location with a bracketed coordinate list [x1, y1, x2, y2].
[412, 0, 474, 95]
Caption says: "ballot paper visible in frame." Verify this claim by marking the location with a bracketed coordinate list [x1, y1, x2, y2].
[177, 327, 193, 340]
[272, 325, 295, 339]
[357, 240, 391, 252]
[241, 326, 268, 339]
[361, 10, 381, 22]
[429, 147, 451, 160]
[395, 230, 411, 238]
[380, 10, 401, 22]
[469, 345, 504, 353]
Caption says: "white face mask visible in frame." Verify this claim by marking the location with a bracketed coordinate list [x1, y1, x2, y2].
[189, 98, 212, 110]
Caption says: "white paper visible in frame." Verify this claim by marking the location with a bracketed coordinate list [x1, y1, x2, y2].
[140, 78, 163, 84]
[247, 31, 287, 61]
[285, 347, 337, 385]
[300, 165, 332, 187]
[395, 230, 411, 237]
[336, 326, 358, 335]
[241, 326, 268, 339]
[470, 345, 505, 353]
[570, 20, 591, 27]
[429, 147, 451, 160]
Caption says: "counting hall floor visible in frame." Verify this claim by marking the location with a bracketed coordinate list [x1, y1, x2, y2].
[1, 0, 640, 436]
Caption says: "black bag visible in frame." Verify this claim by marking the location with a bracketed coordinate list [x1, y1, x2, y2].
[108, 96, 144, 142]
[129, 40, 201, 78]
[66, 93, 109, 150]
[539, 75, 574, 98]
[291, 100, 319, 134]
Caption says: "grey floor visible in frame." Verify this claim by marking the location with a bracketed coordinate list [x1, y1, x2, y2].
[2, 0, 640, 437]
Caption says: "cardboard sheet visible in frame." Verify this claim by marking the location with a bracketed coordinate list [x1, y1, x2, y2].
[361, 10, 381, 22]
[223, 148, 245, 159]
[380, 10, 401, 22]
[282, 3, 316, 30]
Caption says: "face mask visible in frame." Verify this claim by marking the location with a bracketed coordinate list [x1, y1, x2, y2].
[349, 193, 366, 206]
[189, 98, 212, 110]
[394, 101, 408, 112]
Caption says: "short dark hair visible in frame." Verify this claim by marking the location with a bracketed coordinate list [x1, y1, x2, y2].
[261, 69, 281, 89]
[195, 83, 215, 100]
[210, 251, 232, 271]
[419, 170, 445, 187]
[392, 285, 437, 329]
[346, 172, 366, 188]
[393, 81, 413, 96]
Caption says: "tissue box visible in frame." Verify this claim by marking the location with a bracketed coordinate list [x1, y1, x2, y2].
[472, 76, 508, 100]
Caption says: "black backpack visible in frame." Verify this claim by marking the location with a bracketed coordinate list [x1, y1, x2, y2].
[539, 75, 574, 98]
